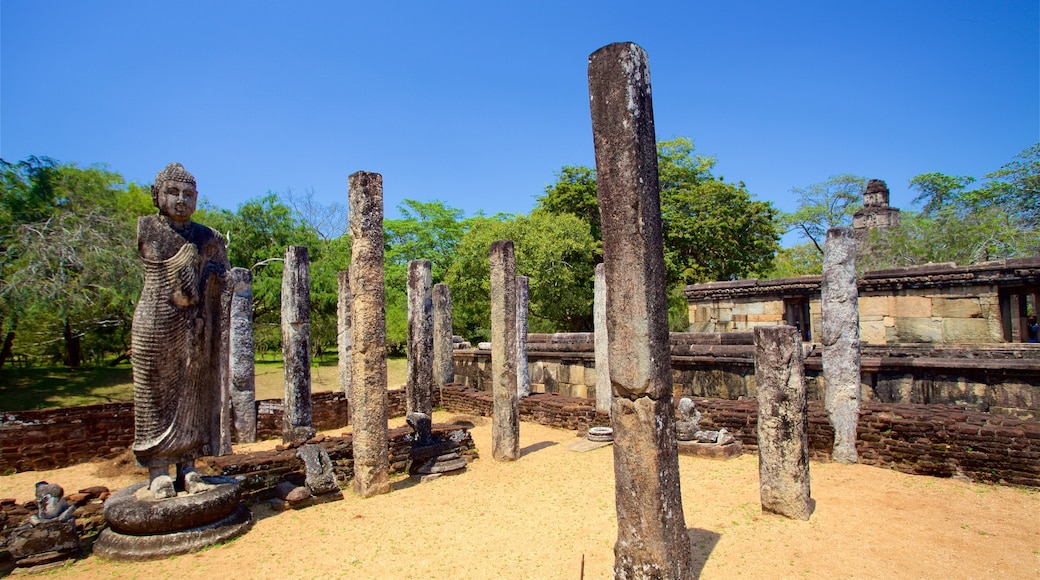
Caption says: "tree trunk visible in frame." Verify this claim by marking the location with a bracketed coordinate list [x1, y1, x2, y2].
[0, 332, 14, 371]
[64, 319, 82, 368]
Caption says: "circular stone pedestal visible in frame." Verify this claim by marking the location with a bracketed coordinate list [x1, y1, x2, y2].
[587, 426, 614, 442]
[93, 476, 253, 561]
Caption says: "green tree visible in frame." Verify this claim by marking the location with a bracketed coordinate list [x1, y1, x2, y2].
[781, 174, 866, 254]
[764, 242, 824, 278]
[0, 158, 151, 367]
[538, 166, 600, 240]
[445, 212, 597, 342]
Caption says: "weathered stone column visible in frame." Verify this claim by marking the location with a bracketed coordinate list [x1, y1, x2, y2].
[337, 270, 352, 406]
[589, 42, 693, 578]
[516, 275, 531, 399]
[229, 267, 256, 443]
[432, 283, 454, 398]
[754, 325, 812, 520]
[490, 240, 519, 461]
[593, 263, 611, 414]
[282, 245, 315, 445]
[407, 260, 434, 416]
[348, 171, 391, 497]
[822, 227, 860, 464]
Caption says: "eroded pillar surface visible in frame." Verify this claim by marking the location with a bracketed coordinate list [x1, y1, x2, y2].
[589, 41, 693, 579]
[432, 283, 455, 397]
[754, 325, 812, 520]
[822, 227, 860, 463]
[490, 240, 519, 461]
[593, 263, 611, 414]
[229, 267, 256, 443]
[337, 270, 352, 404]
[407, 259, 434, 416]
[282, 245, 315, 445]
[348, 171, 391, 497]
[516, 275, 530, 399]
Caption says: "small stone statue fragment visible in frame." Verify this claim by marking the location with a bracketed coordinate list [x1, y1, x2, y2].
[31, 481, 76, 524]
[296, 444, 340, 496]
[675, 397, 734, 445]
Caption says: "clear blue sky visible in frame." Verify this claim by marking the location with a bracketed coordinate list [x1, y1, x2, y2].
[2, 1, 1037, 245]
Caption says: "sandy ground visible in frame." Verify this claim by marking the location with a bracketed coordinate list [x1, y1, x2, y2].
[2, 412, 1038, 579]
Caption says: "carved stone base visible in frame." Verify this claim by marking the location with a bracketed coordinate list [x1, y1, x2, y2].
[94, 476, 253, 561]
[676, 439, 743, 460]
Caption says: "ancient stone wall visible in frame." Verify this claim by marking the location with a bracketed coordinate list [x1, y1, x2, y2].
[437, 385, 1040, 488]
[0, 403, 135, 472]
[452, 335, 1040, 417]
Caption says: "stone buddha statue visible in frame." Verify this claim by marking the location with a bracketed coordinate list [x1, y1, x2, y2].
[131, 163, 230, 498]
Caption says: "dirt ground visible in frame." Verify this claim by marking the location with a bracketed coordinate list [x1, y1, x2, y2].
[2, 412, 1038, 579]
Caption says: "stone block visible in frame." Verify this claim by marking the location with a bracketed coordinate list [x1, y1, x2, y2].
[890, 295, 933, 318]
[932, 298, 981, 319]
[889, 318, 942, 343]
[858, 295, 891, 317]
[941, 318, 997, 344]
[762, 300, 785, 316]
[861, 321, 887, 344]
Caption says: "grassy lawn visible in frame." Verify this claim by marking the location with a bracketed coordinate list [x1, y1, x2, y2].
[1, 356, 409, 412]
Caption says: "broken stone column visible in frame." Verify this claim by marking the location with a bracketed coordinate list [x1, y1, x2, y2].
[516, 275, 530, 399]
[348, 171, 391, 497]
[282, 245, 315, 445]
[593, 263, 611, 414]
[589, 42, 693, 578]
[337, 270, 352, 404]
[490, 240, 519, 461]
[432, 283, 455, 399]
[754, 325, 812, 520]
[229, 267, 256, 443]
[407, 260, 434, 416]
[822, 227, 861, 464]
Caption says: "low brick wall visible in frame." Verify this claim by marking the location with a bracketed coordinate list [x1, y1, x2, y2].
[439, 385, 1040, 488]
[200, 423, 475, 504]
[1, 403, 135, 473]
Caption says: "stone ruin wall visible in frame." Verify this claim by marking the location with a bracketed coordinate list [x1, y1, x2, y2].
[0, 383, 1037, 488]
[453, 333, 1040, 418]
[688, 278, 1006, 344]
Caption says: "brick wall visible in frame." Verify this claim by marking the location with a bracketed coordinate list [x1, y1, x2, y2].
[439, 385, 1040, 488]
[1, 403, 135, 472]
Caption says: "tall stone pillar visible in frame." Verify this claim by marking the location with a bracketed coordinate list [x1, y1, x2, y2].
[754, 325, 812, 520]
[229, 267, 256, 443]
[589, 42, 693, 578]
[593, 263, 611, 414]
[490, 240, 519, 461]
[348, 171, 391, 497]
[432, 283, 454, 398]
[407, 260, 434, 416]
[516, 275, 531, 399]
[337, 270, 352, 405]
[822, 227, 860, 464]
[282, 245, 315, 445]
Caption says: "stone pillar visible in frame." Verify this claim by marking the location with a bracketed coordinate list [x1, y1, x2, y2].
[229, 267, 256, 443]
[516, 275, 531, 399]
[282, 245, 315, 445]
[337, 271, 352, 405]
[432, 283, 454, 399]
[593, 263, 611, 414]
[490, 240, 519, 461]
[588, 42, 693, 578]
[754, 325, 812, 520]
[822, 227, 860, 464]
[407, 260, 434, 416]
[348, 171, 391, 497]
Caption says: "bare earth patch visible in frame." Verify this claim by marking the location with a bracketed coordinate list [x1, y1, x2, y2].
[2, 412, 1037, 579]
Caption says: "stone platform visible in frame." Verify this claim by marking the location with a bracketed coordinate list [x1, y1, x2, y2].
[676, 440, 743, 459]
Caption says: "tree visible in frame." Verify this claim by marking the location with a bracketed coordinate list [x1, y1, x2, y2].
[0, 158, 150, 367]
[763, 243, 823, 279]
[538, 166, 600, 240]
[908, 172, 976, 216]
[445, 212, 597, 342]
[975, 143, 1040, 229]
[781, 174, 866, 254]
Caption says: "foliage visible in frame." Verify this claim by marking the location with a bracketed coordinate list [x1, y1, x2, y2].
[780, 174, 866, 254]
[445, 212, 597, 342]
[765, 242, 824, 278]
[0, 158, 150, 367]
[538, 166, 600, 240]
[383, 199, 470, 354]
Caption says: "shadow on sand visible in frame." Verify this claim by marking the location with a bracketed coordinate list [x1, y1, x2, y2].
[687, 527, 722, 578]
[520, 440, 558, 457]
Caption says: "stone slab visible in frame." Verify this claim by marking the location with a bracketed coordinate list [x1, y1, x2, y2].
[676, 440, 743, 459]
[566, 439, 613, 452]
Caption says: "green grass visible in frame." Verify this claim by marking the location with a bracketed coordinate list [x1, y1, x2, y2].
[1, 356, 409, 412]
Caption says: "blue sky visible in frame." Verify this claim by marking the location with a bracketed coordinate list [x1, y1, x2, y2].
[2, 1, 1037, 246]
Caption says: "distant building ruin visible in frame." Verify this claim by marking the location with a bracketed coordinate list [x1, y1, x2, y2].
[852, 178, 901, 240]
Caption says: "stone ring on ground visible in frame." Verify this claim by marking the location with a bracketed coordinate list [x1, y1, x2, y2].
[103, 476, 242, 536]
[587, 427, 614, 442]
